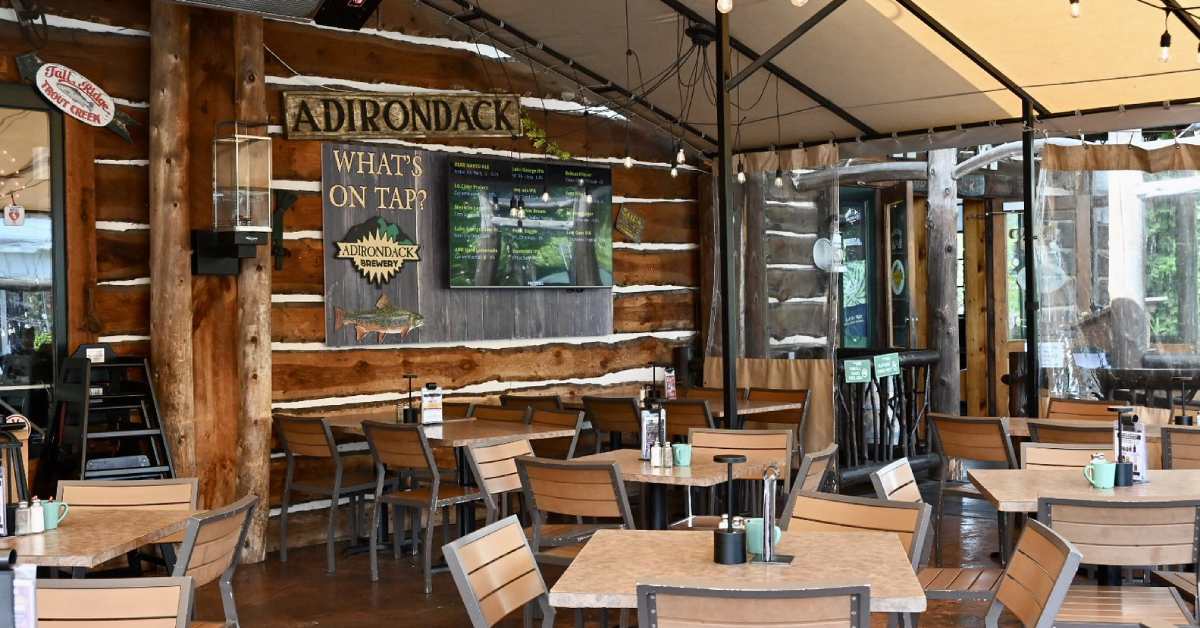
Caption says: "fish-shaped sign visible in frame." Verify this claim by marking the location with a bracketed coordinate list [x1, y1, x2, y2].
[35, 63, 114, 128]
[334, 293, 424, 343]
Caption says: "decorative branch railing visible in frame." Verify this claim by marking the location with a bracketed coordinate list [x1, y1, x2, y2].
[834, 348, 937, 471]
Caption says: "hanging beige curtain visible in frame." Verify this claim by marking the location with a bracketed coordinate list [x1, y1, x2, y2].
[703, 357, 834, 453]
[1042, 143, 1200, 173]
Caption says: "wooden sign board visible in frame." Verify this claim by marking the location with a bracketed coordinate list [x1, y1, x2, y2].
[615, 205, 645, 243]
[284, 91, 523, 140]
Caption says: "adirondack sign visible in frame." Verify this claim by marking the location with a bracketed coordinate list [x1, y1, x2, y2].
[284, 91, 523, 140]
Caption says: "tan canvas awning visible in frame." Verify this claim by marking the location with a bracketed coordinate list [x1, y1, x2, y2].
[421, 0, 1200, 155]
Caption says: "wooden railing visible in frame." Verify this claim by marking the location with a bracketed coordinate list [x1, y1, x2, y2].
[834, 349, 937, 472]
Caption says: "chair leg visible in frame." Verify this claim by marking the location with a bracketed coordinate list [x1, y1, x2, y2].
[601, 608, 609, 628]
[574, 608, 584, 628]
[350, 495, 361, 541]
[618, 608, 629, 628]
[326, 492, 340, 575]
[393, 505, 403, 561]
[411, 509, 420, 557]
[369, 498, 382, 582]
[933, 489, 945, 567]
[422, 507, 436, 594]
[996, 511, 1009, 567]
[280, 487, 291, 563]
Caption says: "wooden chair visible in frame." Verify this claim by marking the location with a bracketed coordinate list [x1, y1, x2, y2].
[57, 477, 199, 572]
[781, 490, 930, 568]
[500, 394, 563, 411]
[527, 408, 585, 459]
[467, 438, 533, 524]
[869, 457, 922, 502]
[274, 415, 375, 574]
[443, 515, 554, 628]
[38, 577, 193, 627]
[982, 519, 1082, 628]
[582, 396, 641, 453]
[1039, 497, 1200, 626]
[471, 404, 531, 425]
[677, 386, 746, 401]
[744, 387, 810, 462]
[928, 413, 1017, 565]
[515, 456, 635, 566]
[795, 443, 837, 493]
[362, 421, 487, 591]
[637, 583, 870, 628]
[689, 428, 793, 486]
[1020, 442, 1112, 470]
[1046, 397, 1119, 421]
[1161, 425, 1200, 469]
[172, 494, 257, 628]
[443, 401, 475, 419]
[661, 399, 715, 442]
[1027, 419, 1113, 445]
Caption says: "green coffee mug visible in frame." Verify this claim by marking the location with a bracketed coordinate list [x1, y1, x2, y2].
[43, 500, 68, 530]
[745, 517, 782, 556]
[672, 443, 692, 467]
[1083, 460, 1116, 489]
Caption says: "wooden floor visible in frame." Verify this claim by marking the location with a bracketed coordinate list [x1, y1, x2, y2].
[194, 488, 1039, 627]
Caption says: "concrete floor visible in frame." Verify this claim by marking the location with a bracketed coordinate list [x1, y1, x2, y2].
[193, 491, 1019, 627]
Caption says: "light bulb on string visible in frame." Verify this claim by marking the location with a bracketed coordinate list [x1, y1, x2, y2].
[670, 165, 679, 178]
[736, 160, 746, 184]
[1161, 29, 1172, 62]
[676, 144, 686, 164]
[774, 168, 784, 188]
[1069, 0, 1080, 18]
[717, 0, 733, 14]
[540, 185, 550, 203]
[623, 155, 634, 169]
[585, 188, 593, 203]
[790, 0, 809, 6]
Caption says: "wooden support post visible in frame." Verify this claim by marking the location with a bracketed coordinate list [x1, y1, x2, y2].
[149, 0, 196, 477]
[926, 148, 960, 414]
[234, 13, 271, 564]
[65, 121, 98, 351]
[744, 175, 768, 357]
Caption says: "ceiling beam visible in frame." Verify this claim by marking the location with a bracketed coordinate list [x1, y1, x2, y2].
[418, 0, 717, 147]
[894, 0, 1050, 117]
[727, 0, 849, 91]
[1163, 0, 1200, 40]
[656, 0, 877, 136]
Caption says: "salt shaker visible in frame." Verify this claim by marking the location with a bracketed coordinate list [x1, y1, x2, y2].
[14, 502, 29, 536]
[29, 499, 43, 534]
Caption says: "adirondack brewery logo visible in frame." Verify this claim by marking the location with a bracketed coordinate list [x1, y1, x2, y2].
[335, 217, 419, 285]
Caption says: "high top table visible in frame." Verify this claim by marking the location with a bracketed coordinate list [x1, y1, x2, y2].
[550, 529, 926, 614]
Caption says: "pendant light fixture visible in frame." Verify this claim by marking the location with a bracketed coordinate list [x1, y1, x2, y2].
[717, 0, 733, 14]
[736, 159, 746, 184]
[1069, 0, 1080, 18]
[1160, 9, 1172, 63]
[773, 167, 784, 188]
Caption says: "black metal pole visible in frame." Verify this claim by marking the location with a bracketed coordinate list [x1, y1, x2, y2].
[1022, 100, 1040, 418]
[715, 4, 739, 427]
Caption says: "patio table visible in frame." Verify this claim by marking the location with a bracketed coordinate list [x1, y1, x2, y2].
[549, 529, 926, 614]
[564, 398, 805, 427]
[967, 468, 1200, 514]
[0, 508, 196, 577]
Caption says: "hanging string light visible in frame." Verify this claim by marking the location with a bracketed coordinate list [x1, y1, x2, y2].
[622, 0, 634, 168]
[773, 165, 784, 188]
[540, 183, 550, 203]
[670, 164, 679, 177]
[1069, 0, 1080, 18]
[773, 74, 784, 189]
[791, 0, 810, 6]
[736, 158, 746, 184]
[717, 0, 733, 14]
[1161, 24, 1172, 62]
[675, 141, 686, 165]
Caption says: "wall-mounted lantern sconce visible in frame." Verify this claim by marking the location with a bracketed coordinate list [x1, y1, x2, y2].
[193, 121, 272, 275]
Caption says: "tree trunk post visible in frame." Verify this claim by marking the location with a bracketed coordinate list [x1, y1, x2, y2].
[233, 13, 271, 564]
[149, 0, 196, 477]
[926, 148, 961, 414]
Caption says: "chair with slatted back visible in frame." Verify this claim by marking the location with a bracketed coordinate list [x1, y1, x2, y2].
[173, 494, 257, 628]
[1020, 442, 1112, 470]
[274, 415, 375, 574]
[515, 456, 636, 567]
[1046, 397, 1119, 421]
[57, 478, 199, 573]
[582, 396, 641, 453]
[443, 401, 475, 419]
[1162, 425, 1200, 469]
[467, 438, 533, 525]
[637, 584, 871, 628]
[744, 387, 810, 463]
[37, 576, 194, 627]
[781, 490, 930, 568]
[527, 408, 585, 460]
[443, 515, 555, 628]
[661, 400, 715, 442]
[500, 394, 564, 412]
[362, 421, 487, 591]
[677, 386, 742, 402]
[1039, 497, 1200, 626]
[471, 404, 531, 425]
[795, 443, 837, 493]
[870, 457, 922, 503]
[928, 413, 1017, 565]
[690, 428, 793, 486]
[1027, 419, 1113, 446]
[982, 519, 1082, 628]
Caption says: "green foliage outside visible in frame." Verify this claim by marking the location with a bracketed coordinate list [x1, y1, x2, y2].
[1144, 190, 1198, 342]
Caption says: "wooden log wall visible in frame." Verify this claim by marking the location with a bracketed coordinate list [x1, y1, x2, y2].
[34, 0, 704, 551]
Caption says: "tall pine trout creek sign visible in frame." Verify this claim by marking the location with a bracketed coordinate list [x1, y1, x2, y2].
[284, 91, 523, 140]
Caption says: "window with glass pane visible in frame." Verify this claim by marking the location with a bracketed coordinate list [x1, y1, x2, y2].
[0, 107, 53, 387]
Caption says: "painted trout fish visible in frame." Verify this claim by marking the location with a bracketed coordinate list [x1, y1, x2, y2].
[334, 294, 424, 343]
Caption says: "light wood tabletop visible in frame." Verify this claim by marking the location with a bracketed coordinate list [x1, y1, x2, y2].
[549, 529, 926, 613]
[571, 448, 766, 485]
[968, 468, 1200, 513]
[326, 415, 575, 448]
[564, 398, 804, 419]
[1006, 416, 1163, 440]
[0, 508, 196, 569]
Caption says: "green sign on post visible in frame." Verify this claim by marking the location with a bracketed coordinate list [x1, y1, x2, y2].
[844, 359, 873, 384]
[873, 352, 901, 378]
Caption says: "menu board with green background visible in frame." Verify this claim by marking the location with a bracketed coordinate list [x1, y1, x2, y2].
[447, 156, 613, 288]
